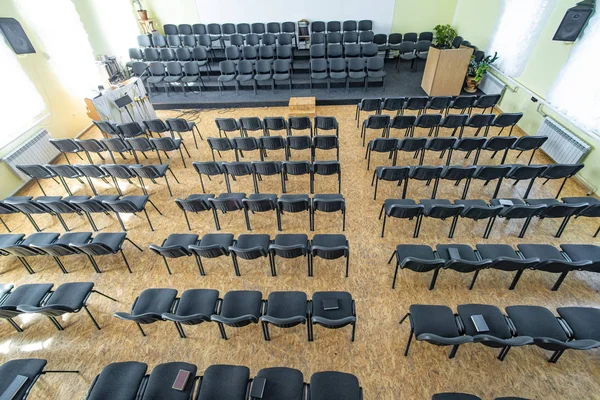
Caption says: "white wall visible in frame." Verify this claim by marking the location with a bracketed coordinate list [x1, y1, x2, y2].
[194, 0, 396, 33]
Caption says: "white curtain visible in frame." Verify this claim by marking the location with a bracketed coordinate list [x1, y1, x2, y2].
[548, 10, 600, 136]
[0, 38, 46, 149]
[18, 0, 99, 98]
[487, 0, 556, 77]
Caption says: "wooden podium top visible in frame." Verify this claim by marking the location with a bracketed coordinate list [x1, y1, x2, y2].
[421, 46, 474, 96]
[288, 97, 316, 117]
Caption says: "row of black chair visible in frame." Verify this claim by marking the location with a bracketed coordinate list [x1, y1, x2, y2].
[0, 282, 114, 332]
[16, 163, 179, 197]
[0, 232, 142, 273]
[88, 361, 363, 400]
[390, 243, 600, 291]
[356, 95, 502, 121]
[92, 118, 201, 148]
[401, 303, 600, 363]
[175, 192, 345, 231]
[0, 359, 78, 400]
[309, 42, 382, 58]
[365, 135, 546, 169]
[362, 113, 524, 143]
[307, 57, 386, 92]
[115, 288, 356, 342]
[217, 59, 292, 94]
[192, 160, 341, 194]
[381, 196, 599, 239]
[148, 233, 349, 277]
[215, 116, 338, 137]
[223, 44, 296, 63]
[372, 163, 584, 201]
[1, 194, 161, 232]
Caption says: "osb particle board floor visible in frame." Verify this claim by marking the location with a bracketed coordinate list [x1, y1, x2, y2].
[1, 105, 599, 400]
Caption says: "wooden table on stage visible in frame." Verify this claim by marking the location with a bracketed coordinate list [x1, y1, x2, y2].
[288, 97, 316, 118]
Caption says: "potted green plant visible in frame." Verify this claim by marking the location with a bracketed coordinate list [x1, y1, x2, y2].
[433, 24, 457, 49]
[133, 0, 148, 20]
[465, 52, 499, 93]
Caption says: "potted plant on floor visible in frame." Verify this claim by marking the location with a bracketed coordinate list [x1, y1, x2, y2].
[465, 52, 499, 93]
[133, 0, 148, 21]
[433, 24, 457, 49]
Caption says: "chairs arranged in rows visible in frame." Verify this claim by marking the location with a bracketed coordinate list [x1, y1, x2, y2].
[0, 359, 78, 400]
[310, 20, 373, 33]
[433, 394, 527, 400]
[87, 361, 362, 400]
[149, 233, 349, 277]
[371, 163, 583, 201]
[380, 195, 595, 239]
[400, 303, 600, 363]
[364, 134, 546, 168]
[2, 193, 162, 232]
[309, 56, 386, 91]
[218, 59, 292, 94]
[114, 288, 355, 342]
[356, 95, 503, 122]
[0, 231, 142, 274]
[309, 43, 381, 59]
[214, 116, 337, 137]
[192, 161, 341, 194]
[389, 243, 599, 291]
[0, 282, 114, 332]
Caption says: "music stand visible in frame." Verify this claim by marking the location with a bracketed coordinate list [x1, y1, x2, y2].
[115, 94, 134, 122]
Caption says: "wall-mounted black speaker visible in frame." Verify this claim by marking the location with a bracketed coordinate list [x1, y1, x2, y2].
[0, 18, 35, 54]
[553, 1, 595, 42]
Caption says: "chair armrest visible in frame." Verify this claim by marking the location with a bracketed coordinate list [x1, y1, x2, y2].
[415, 333, 473, 345]
[161, 312, 211, 323]
[210, 314, 259, 325]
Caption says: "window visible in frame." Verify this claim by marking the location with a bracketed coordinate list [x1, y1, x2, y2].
[548, 10, 600, 136]
[487, 0, 555, 77]
[18, 0, 99, 98]
[0, 37, 46, 149]
[88, 0, 139, 63]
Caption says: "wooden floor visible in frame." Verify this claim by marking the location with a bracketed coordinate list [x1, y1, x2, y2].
[1, 105, 599, 400]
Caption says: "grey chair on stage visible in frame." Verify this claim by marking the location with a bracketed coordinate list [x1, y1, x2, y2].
[161, 289, 219, 338]
[207, 192, 246, 230]
[211, 290, 263, 339]
[372, 166, 410, 200]
[189, 233, 235, 276]
[192, 161, 225, 193]
[149, 233, 199, 274]
[260, 291, 309, 341]
[366, 57, 386, 91]
[242, 194, 279, 230]
[388, 244, 445, 289]
[396, 42, 416, 71]
[17, 282, 116, 331]
[309, 291, 356, 341]
[310, 58, 328, 92]
[175, 194, 215, 230]
[310, 234, 350, 277]
[102, 195, 163, 231]
[348, 58, 367, 89]
[269, 234, 310, 276]
[273, 59, 292, 91]
[114, 288, 178, 336]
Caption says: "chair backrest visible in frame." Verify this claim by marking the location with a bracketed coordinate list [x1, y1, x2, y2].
[103, 198, 143, 213]
[370, 138, 398, 152]
[182, 35, 196, 48]
[365, 115, 390, 129]
[166, 61, 183, 76]
[426, 137, 457, 151]
[282, 161, 310, 175]
[262, 33, 276, 47]
[143, 47, 160, 61]
[193, 24, 207, 35]
[455, 137, 486, 151]
[150, 137, 178, 151]
[419, 32, 433, 41]
[100, 137, 129, 153]
[175, 197, 212, 213]
[359, 98, 383, 112]
[506, 165, 547, 180]
[327, 21, 341, 33]
[311, 21, 325, 33]
[360, 31, 375, 43]
[493, 112, 523, 127]
[398, 41, 415, 54]
[278, 195, 310, 213]
[237, 60, 254, 74]
[178, 24, 192, 35]
[197, 34, 212, 47]
[327, 32, 342, 45]
[473, 165, 512, 180]
[475, 94, 502, 109]
[192, 161, 224, 176]
[117, 122, 145, 138]
[207, 137, 234, 151]
[252, 161, 282, 175]
[16, 165, 55, 179]
[259, 45, 275, 59]
[310, 44, 326, 59]
[239, 117, 263, 132]
[374, 34, 387, 46]
[313, 135, 338, 150]
[427, 96, 452, 110]
[236, 23, 251, 35]
[388, 33, 402, 45]
[183, 61, 199, 75]
[225, 46, 240, 61]
[398, 137, 427, 152]
[366, 56, 384, 70]
[347, 57, 365, 72]
[343, 20, 357, 32]
[378, 166, 410, 181]
[232, 137, 259, 151]
[345, 43, 361, 58]
[450, 95, 478, 110]
[101, 164, 136, 179]
[74, 164, 107, 178]
[343, 31, 359, 44]
[209, 195, 245, 212]
[404, 32, 418, 42]
[267, 22, 281, 34]
[410, 166, 443, 180]
[391, 115, 416, 130]
[137, 34, 152, 47]
[327, 44, 343, 58]
[251, 23, 265, 34]
[260, 136, 286, 150]
[452, 36, 463, 48]
[415, 114, 442, 128]
[151, 33, 166, 47]
[159, 48, 176, 61]
[313, 196, 345, 212]
[219, 60, 236, 74]
[286, 135, 312, 150]
[130, 165, 165, 179]
[328, 57, 346, 72]
[467, 114, 495, 128]
[166, 118, 192, 132]
[207, 23, 222, 35]
[313, 161, 340, 175]
[441, 166, 477, 181]
[440, 114, 469, 128]
[314, 116, 338, 131]
[276, 45, 292, 60]
[256, 59, 273, 74]
[167, 34, 181, 47]
[129, 48, 143, 60]
[273, 59, 291, 74]
[405, 96, 428, 110]
[243, 196, 276, 212]
[36, 197, 79, 214]
[126, 137, 153, 152]
[282, 22, 295, 34]
[50, 138, 81, 153]
[176, 47, 191, 61]
[192, 46, 209, 61]
[263, 117, 287, 132]
[221, 23, 236, 35]
[45, 164, 81, 178]
[69, 198, 111, 213]
[230, 34, 244, 47]
[512, 135, 548, 151]
[358, 20, 372, 31]
[540, 164, 584, 179]
[483, 136, 518, 151]
[93, 120, 119, 136]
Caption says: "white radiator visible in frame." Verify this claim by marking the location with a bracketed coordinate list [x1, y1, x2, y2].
[1, 129, 60, 181]
[537, 117, 590, 164]
[479, 73, 506, 95]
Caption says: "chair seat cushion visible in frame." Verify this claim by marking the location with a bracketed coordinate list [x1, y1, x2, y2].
[120, 195, 149, 210]
[255, 367, 304, 400]
[92, 195, 120, 203]
[409, 304, 459, 337]
[197, 364, 250, 400]
[181, 76, 199, 82]
[46, 282, 94, 310]
[313, 194, 344, 202]
[235, 234, 270, 250]
[0, 284, 54, 309]
[175, 289, 219, 317]
[273, 73, 290, 80]
[255, 74, 272, 81]
[273, 234, 308, 247]
[141, 362, 197, 400]
[330, 72, 347, 79]
[311, 291, 353, 320]
[505, 306, 567, 340]
[164, 76, 182, 82]
[132, 288, 178, 315]
[218, 75, 236, 82]
[475, 244, 518, 260]
[311, 234, 346, 248]
[517, 244, 563, 262]
[147, 77, 164, 83]
[88, 361, 148, 400]
[560, 244, 600, 263]
[279, 194, 310, 202]
[396, 244, 435, 260]
[311, 72, 328, 80]
[0, 359, 47, 400]
[349, 71, 366, 79]
[92, 232, 127, 252]
[265, 291, 307, 318]
[220, 290, 262, 319]
[436, 244, 477, 261]
[310, 371, 360, 400]
[368, 71, 386, 78]
[163, 234, 199, 247]
[457, 304, 511, 338]
[556, 307, 600, 341]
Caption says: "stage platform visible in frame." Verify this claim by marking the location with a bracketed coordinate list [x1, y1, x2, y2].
[147, 49, 481, 110]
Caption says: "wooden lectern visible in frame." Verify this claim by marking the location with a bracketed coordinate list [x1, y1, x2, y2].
[421, 46, 474, 96]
